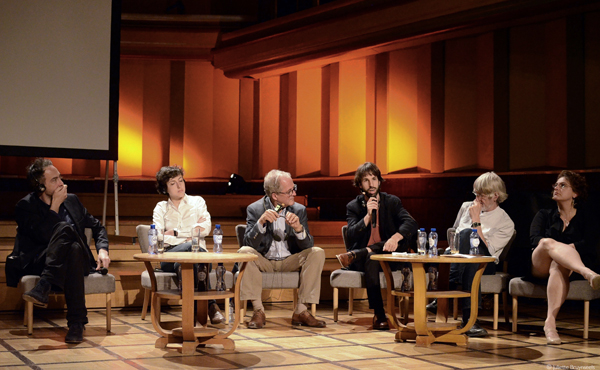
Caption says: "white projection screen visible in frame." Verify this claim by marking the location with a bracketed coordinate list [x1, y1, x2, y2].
[0, 0, 120, 160]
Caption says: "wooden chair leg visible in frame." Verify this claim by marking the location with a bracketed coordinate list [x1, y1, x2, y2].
[333, 287, 339, 322]
[27, 301, 33, 335]
[453, 298, 458, 320]
[240, 300, 247, 320]
[502, 291, 510, 324]
[23, 304, 28, 327]
[348, 288, 354, 316]
[293, 289, 298, 309]
[311, 303, 316, 316]
[584, 300, 590, 339]
[493, 293, 499, 330]
[512, 296, 518, 332]
[106, 293, 112, 332]
[141, 288, 150, 320]
[402, 296, 409, 324]
[225, 298, 230, 324]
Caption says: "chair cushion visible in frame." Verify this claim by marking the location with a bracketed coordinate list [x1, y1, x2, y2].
[509, 277, 600, 301]
[329, 269, 404, 289]
[20, 274, 115, 295]
[142, 270, 234, 291]
[481, 272, 510, 294]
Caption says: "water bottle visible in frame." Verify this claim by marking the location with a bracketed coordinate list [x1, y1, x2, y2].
[470, 228, 480, 255]
[417, 228, 427, 255]
[148, 224, 158, 255]
[428, 228, 438, 257]
[216, 263, 226, 291]
[213, 224, 223, 253]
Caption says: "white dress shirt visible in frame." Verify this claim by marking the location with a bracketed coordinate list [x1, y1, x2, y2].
[153, 194, 211, 251]
[257, 199, 306, 260]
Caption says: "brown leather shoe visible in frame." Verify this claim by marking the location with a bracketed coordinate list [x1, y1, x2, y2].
[209, 302, 225, 325]
[292, 310, 326, 328]
[336, 252, 355, 268]
[247, 310, 266, 329]
[372, 315, 390, 330]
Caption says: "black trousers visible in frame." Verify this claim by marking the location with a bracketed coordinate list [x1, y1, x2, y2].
[349, 242, 400, 319]
[449, 228, 496, 322]
[31, 222, 90, 325]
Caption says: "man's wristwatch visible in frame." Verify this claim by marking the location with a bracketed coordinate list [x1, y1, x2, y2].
[471, 222, 481, 228]
[173, 228, 178, 237]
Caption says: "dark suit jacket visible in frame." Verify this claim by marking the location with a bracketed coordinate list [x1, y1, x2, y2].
[243, 196, 313, 257]
[7, 193, 108, 286]
[346, 192, 418, 252]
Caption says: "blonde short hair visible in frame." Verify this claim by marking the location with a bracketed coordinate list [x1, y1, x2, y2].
[473, 172, 508, 204]
[263, 169, 292, 197]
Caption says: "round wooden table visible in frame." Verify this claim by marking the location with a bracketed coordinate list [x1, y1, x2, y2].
[133, 252, 257, 354]
[370, 254, 495, 347]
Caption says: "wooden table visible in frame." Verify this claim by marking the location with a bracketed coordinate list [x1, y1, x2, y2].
[133, 252, 257, 354]
[370, 254, 495, 347]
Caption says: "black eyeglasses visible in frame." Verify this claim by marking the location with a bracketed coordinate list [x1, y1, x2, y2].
[552, 182, 570, 190]
[276, 184, 297, 196]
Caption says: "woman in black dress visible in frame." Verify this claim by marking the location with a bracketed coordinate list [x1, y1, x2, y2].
[530, 170, 600, 345]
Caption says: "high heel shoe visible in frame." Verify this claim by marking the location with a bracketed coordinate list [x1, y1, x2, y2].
[588, 274, 600, 290]
[544, 327, 561, 345]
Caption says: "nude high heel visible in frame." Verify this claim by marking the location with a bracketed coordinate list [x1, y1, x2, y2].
[544, 327, 561, 345]
[589, 274, 600, 290]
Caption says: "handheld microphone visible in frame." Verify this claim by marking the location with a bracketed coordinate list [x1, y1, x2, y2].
[372, 209, 377, 228]
[100, 267, 108, 275]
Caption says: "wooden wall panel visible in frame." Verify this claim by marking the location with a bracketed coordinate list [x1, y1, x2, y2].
[238, 79, 255, 179]
[585, 12, 600, 168]
[258, 76, 280, 177]
[338, 59, 366, 175]
[183, 61, 214, 178]
[374, 53, 389, 171]
[416, 45, 432, 172]
[169, 61, 185, 167]
[296, 68, 322, 177]
[388, 49, 419, 172]
[141, 60, 171, 177]
[118, 60, 144, 176]
[212, 68, 240, 178]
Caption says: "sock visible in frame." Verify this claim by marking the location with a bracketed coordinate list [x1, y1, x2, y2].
[252, 300, 264, 313]
[295, 303, 308, 314]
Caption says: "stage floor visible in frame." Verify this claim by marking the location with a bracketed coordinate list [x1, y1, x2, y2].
[1, 300, 599, 369]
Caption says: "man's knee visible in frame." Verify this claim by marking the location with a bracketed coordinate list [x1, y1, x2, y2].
[238, 246, 257, 255]
[307, 247, 325, 262]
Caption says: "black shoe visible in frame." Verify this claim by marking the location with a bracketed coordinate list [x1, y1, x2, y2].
[65, 322, 85, 344]
[464, 322, 488, 337]
[23, 279, 51, 308]
[372, 315, 390, 330]
[426, 299, 437, 314]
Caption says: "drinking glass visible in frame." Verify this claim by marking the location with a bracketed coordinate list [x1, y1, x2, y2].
[191, 229, 200, 253]
[157, 233, 165, 254]
[448, 230, 458, 254]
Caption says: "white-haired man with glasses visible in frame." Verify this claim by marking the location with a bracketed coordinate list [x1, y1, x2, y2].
[238, 169, 326, 329]
[427, 171, 514, 337]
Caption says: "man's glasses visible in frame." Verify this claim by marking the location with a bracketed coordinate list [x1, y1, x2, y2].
[552, 182, 570, 190]
[472, 191, 490, 198]
[277, 184, 297, 196]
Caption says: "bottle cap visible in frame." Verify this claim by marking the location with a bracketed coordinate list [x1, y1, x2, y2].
[431, 228, 436, 232]
[472, 228, 477, 232]
[218, 262, 224, 266]
[150, 224, 156, 229]
[216, 224, 221, 228]
[420, 228, 425, 231]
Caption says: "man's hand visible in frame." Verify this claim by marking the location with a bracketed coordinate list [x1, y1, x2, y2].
[258, 209, 279, 227]
[96, 249, 110, 270]
[383, 233, 404, 252]
[469, 199, 482, 223]
[285, 212, 303, 233]
[50, 184, 68, 212]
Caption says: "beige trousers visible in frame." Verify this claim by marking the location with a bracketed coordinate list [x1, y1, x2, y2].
[237, 246, 325, 304]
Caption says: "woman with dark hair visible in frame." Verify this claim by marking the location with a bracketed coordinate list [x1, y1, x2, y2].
[529, 170, 600, 345]
[153, 166, 224, 324]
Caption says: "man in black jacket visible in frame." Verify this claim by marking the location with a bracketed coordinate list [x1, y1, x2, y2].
[336, 162, 418, 330]
[11, 158, 110, 343]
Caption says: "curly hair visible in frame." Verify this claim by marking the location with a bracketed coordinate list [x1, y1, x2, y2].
[353, 162, 384, 188]
[557, 170, 588, 206]
[27, 158, 53, 193]
[155, 166, 185, 195]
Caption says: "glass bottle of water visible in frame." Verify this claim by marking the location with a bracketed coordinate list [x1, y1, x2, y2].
[417, 228, 427, 255]
[428, 228, 438, 257]
[470, 228, 480, 255]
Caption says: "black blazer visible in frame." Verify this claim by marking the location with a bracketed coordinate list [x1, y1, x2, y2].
[243, 196, 313, 257]
[7, 193, 108, 286]
[346, 192, 418, 252]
